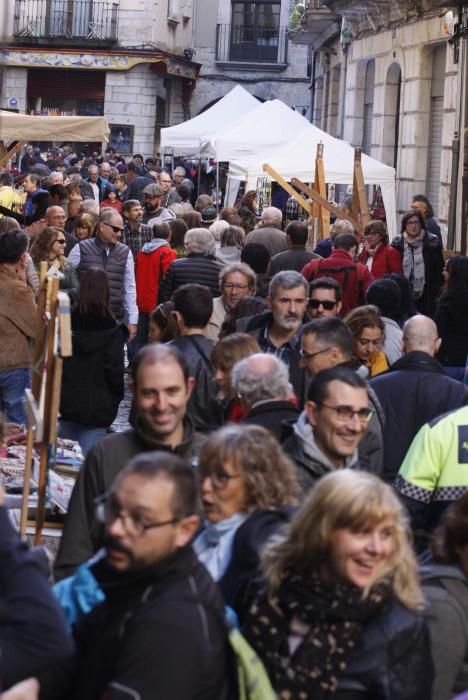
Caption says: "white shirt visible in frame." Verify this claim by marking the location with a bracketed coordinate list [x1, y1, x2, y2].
[89, 182, 100, 203]
[68, 242, 138, 325]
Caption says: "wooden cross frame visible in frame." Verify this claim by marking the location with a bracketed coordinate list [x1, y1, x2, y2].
[20, 267, 72, 543]
[263, 146, 372, 239]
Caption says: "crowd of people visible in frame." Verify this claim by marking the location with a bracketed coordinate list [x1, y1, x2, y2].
[0, 143, 467, 700]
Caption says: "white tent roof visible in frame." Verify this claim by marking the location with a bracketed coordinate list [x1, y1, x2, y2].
[201, 99, 311, 160]
[0, 112, 109, 142]
[160, 85, 260, 156]
[215, 105, 397, 237]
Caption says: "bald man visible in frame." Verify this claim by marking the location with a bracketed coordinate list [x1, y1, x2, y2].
[371, 315, 467, 483]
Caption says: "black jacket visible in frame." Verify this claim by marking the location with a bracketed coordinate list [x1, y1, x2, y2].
[245, 594, 432, 699]
[47, 547, 230, 700]
[0, 508, 73, 690]
[159, 253, 224, 302]
[60, 312, 126, 427]
[122, 175, 155, 204]
[391, 232, 444, 317]
[243, 399, 300, 442]
[435, 289, 468, 366]
[220, 508, 293, 623]
[170, 335, 221, 432]
[370, 351, 467, 482]
[269, 246, 320, 275]
[54, 418, 205, 580]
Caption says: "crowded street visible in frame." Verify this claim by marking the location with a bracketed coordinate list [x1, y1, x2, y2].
[0, 0, 468, 698]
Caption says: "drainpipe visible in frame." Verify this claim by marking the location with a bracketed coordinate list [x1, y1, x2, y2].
[310, 50, 317, 123]
[339, 43, 348, 139]
[448, 24, 465, 250]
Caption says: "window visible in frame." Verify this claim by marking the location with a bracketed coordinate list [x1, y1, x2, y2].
[230, 1, 281, 62]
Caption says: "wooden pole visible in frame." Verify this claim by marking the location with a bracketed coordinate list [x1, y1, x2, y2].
[352, 148, 371, 230]
[262, 164, 312, 215]
[314, 143, 329, 241]
[0, 141, 26, 169]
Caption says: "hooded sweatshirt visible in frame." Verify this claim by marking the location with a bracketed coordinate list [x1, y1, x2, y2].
[135, 238, 176, 312]
[282, 411, 360, 497]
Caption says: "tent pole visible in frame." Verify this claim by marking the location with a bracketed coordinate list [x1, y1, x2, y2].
[197, 157, 201, 198]
[216, 161, 220, 214]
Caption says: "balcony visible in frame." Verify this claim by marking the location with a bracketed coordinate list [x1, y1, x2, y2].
[13, 0, 118, 46]
[289, 1, 339, 48]
[216, 24, 288, 70]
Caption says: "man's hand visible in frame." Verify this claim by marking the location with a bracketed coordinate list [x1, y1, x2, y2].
[127, 323, 137, 342]
[1, 679, 39, 700]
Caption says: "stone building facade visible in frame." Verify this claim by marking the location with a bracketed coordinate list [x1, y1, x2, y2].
[190, 0, 310, 117]
[290, 0, 466, 250]
[0, 0, 199, 156]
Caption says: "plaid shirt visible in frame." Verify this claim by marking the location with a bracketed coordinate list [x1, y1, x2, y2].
[122, 223, 153, 259]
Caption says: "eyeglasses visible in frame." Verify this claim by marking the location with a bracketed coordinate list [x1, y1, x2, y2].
[104, 223, 124, 233]
[308, 299, 337, 310]
[95, 492, 179, 537]
[357, 337, 382, 347]
[406, 220, 421, 227]
[55, 239, 66, 245]
[316, 402, 373, 423]
[300, 346, 332, 360]
[199, 469, 242, 491]
[224, 283, 249, 291]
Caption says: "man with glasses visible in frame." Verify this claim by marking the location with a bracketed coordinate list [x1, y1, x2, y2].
[308, 277, 342, 318]
[54, 344, 205, 580]
[282, 366, 370, 497]
[45, 205, 77, 256]
[68, 208, 138, 340]
[208, 262, 256, 340]
[297, 317, 385, 477]
[51, 453, 231, 700]
[158, 169, 181, 207]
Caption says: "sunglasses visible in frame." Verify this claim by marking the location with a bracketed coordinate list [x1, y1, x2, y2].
[104, 223, 124, 234]
[55, 239, 66, 244]
[308, 299, 337, 310]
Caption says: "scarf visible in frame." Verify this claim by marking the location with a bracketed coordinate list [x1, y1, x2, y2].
[402, 231, 425, 299]
[193, 512, 248, 581]
[247, 573, 391, 699]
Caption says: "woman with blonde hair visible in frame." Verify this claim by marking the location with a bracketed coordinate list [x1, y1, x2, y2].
[29, 225, 79, 301]
[244, 469, 432, 699]
[195, 423, 298, 620]
[345, 304, 388, 377]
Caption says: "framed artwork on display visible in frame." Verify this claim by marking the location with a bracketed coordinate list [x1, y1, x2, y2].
[109, 125, 134, 154]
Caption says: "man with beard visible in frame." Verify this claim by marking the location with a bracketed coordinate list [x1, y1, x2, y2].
[46, 454, 231, 700]
[54, 344, 205, 581]
[121, 199, 153, 259]
[248, 270, 309, 403]
[141, 183, 175, 226]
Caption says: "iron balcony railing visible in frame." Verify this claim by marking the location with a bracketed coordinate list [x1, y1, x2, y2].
[13, 0, 118, 43]
[216, 24, 288, 64]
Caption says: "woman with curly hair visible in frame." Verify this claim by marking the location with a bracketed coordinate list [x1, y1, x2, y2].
[29, 225, 79, 301]
[345, 304, 388, 377]
[244, 469, 432, 700]
[195, 423, 298, 620]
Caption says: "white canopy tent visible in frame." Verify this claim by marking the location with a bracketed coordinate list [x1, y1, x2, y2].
[205, 99, 397, 237]
[160, 85, 260, 156]
[200, 98, 311, 159]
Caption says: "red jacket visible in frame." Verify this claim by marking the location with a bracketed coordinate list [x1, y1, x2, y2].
[135, 240, 177, 312]
[358, 243, 402, 279]
[301, 249, 374, 316]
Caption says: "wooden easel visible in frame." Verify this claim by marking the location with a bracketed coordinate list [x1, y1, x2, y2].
[0, 140, 25, 169]
[263, 145, 372, 245]
[20, 265, 72, 543]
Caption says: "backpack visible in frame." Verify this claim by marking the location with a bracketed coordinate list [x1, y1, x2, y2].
[225, 608, 277, 700]
[311, 258, 367, 308]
